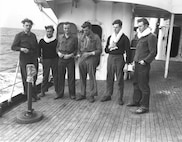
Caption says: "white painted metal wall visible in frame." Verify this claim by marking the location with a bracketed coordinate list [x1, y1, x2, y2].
[96, 0, 182, 14]
[54, 0, 133, 80]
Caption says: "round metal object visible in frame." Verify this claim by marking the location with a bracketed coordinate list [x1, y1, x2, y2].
[16, 111, 43, 124]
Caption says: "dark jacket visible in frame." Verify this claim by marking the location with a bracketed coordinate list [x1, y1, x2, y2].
[105, 34, 131, 64]
[11, 31, 39, 62]
[134, 33, 157, 64]
[39, 39, 58, 59]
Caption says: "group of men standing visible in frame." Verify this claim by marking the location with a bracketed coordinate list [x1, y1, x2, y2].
[11, 17, 157, 114]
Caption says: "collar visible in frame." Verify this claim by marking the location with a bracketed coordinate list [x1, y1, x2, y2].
[137, 27, 151, 39]
[109, 29, 123, 45]
[62, 33, 73, 39]
[21, 31, 32, 36]
[81, 31, 94, 41]
[43, 35, 56, 43]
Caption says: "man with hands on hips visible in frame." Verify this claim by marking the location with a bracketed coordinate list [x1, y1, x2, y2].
[127, 18, 157, 114]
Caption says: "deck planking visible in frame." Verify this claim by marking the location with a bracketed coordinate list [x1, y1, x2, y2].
[1, 60, 182, 142]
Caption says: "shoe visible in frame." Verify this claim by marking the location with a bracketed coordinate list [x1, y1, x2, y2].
[76, 95, 86, 101]
[54, 95, 63, 100]
[100, 96, 111, 102]
[134, 107, 149, 114]
[70, 95, 76, 100]
[32, 97, 36, 102]
[22, 93, 27, 99]
[35, 96, 40, 100]
[32, 96, 40, 101]
[87, 96, 95, 103]
[118, 99, 124, 105]
[40, 92, 46, 97]
[127, 102, 140, 107]
[22, 93, 27, 96]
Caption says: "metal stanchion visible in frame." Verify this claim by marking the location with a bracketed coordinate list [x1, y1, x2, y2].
[0, 103, 2, 117]
[8, 60, 19, 104]
[16, 64, 43, 124]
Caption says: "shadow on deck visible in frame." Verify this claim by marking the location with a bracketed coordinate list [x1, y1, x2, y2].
[1, 60, 182, 142]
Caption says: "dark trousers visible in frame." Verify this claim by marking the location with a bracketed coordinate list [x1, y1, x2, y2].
[41, 58, 58, 93]
[58, 58, 75, 97]
[106, 55, 125, 100]
[20, 59, 38, 97]
[78, 56, 100, 97]
[132, 62, 151, 108]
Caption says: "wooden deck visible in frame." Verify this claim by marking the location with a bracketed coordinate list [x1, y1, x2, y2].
[1, 60, 182, 142]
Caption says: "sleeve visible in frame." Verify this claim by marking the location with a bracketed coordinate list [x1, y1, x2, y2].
[77, 36, 81, 55]
[105, 36, 111, 53]
[73, 36, 78, 56]
[94, 35, 102, 56]
[144, 35, 157, 63]
[34, 35, 39, 59]
[38, 39, 42, 58]
[56, 38, 61, 54]
[11, 34, 21, 51]
[124, 36, 131, 64]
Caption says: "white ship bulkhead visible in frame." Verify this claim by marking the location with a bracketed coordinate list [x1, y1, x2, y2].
[55, 0, 132, 37]
[35, 0, 182, 78]
[49, 0, 133, 80]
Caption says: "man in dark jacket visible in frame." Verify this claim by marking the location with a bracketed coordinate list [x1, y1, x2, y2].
[100, 19, 131, 105]
[11, 18, 40, 102]
[127, 18, 157, 114]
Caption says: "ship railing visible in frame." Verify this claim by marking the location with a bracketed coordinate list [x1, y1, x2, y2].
[0, 51, 43, 104]
[0, 51, 15, 56]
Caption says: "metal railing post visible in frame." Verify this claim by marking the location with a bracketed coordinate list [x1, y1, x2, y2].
[8, 60, 19, 103]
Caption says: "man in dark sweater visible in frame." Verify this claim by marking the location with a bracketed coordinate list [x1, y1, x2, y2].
[127, 18, 157, 114]
[11, 18, 40, 102]
[38, 25, 58, 97]
[101, 19, 131, 105]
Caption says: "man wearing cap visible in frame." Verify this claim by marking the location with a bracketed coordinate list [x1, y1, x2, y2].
[38, 25, 58, 97]
[11, 18, 40, 102]
[76, 21, 102, 103]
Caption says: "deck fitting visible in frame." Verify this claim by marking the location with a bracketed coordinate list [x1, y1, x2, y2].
[16, 110, 43, 124]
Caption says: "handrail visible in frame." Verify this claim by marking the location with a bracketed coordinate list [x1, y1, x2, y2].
[0, 64, 44, 72]
[0, 67, 17, 72]
[0, 72, 43, 91]
[0, 80, 22, 91]
[0, 71, 43, 91]
[0, 51, 15, 56]
[0, 61, 43, 103]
